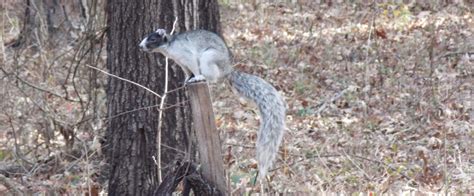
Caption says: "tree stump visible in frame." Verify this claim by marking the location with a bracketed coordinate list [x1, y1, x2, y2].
[187, 82, 227, 195]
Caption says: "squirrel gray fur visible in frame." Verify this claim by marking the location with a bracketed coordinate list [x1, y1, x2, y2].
[139, 29, 286, 179]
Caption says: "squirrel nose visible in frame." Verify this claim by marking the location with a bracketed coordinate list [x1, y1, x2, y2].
[138, 39, 147, 50]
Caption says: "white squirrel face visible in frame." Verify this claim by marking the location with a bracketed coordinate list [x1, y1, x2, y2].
[139, 29, 168, 52]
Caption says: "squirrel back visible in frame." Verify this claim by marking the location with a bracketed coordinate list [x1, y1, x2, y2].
[170, 30, 231, 55]
[227, 71, 286, 178]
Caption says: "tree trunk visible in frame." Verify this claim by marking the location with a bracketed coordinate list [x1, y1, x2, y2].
[104, 0, 221, 195]
[11, 0, 87, 48]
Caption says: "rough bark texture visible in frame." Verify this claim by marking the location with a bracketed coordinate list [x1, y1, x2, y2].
[104, 0, 221, 195]
[153, 161, 221, 196]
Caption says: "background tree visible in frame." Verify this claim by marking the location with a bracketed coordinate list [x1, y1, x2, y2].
[104, 0, 221, 194]
[9, 0, 87, 48]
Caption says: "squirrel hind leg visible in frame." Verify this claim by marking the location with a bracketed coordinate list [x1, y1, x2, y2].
[199, 50, 228, 83]
[198, 59, 225, 83]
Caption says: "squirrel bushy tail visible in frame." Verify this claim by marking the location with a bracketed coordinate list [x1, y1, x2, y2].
[227, 71, 286, 178]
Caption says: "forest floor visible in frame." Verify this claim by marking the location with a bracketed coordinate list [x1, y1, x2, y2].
[1, 1, 473, 195]
[215, 2, 473, 194]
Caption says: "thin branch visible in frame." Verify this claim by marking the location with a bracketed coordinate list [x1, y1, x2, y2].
[7, 116, 33, 167]
[342, 154, 412, 180]
[104, 101, 188, 123]
[270, 152, 412, 180]
[164, 84, 186, 94]
[0, 174, 24, 195]
[1, 11, 6, 64]
[0, 67, 80, 102]
[170, 16, 178, 35]
[313, 86, 352, 115]
[160, 143, 187, 155]
[157, 16, 179, 183]
[156, 54, 168, 183]
[83, 64, 162, 98]
[13, 77, 72, 128]
[74, 100, 188, 127]
[71, 42, 93, 115]
[270, 154, 341, 172]
[437, 51, 474, 59]
[341, 149, 372, 180]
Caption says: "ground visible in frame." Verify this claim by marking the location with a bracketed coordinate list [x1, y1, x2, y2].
[216, 2, 473, 194]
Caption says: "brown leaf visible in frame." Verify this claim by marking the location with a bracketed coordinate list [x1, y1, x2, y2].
[375, 28, 387, 39]
[224, 146, 234, 166]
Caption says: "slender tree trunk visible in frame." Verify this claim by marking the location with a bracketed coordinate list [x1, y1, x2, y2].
[11, 0, 86, 48]
[104, 0, 221, 195]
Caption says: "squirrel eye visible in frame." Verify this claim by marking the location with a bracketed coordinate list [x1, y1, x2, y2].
[148, 33, 160, 42]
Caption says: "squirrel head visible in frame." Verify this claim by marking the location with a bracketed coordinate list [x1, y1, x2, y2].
[139, 28, 169, 52]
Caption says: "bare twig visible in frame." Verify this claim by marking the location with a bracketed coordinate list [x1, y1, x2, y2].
[170, 17, 178, 35]
[104, 101, 187, 123]
[0, 67, 80, 102]
[0, 174, 24, 195]
[83, 64, 162, 98]
[7, 116, 33, 167]
[270, 154, 341, 172]
[437, 51, 474, 60]
[341, 149, 371, 180]
[74, 99, 188, 127]
[80, 138, 92, 196]
[313, 86, 353, 115]
[72, 45, 91, 115]
[343, 154, 411, 180]
[362, 9, 376, 116]
[443, 110, 449, 195]
[13, 83, 73, 132]
[1, 11, 6, 64]
[157, 16, 179, 183]
[270, 152, 412, 181]
[224, 142, 255, 149]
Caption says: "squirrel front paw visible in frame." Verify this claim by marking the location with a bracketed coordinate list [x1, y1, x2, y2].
[186, 75, 207, 84]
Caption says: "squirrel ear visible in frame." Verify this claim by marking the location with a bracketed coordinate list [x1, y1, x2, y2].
[155, 29, 167, 36]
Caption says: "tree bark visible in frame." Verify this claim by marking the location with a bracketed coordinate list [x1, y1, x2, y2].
[104, 0, 221, 195]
